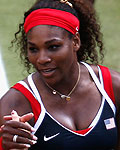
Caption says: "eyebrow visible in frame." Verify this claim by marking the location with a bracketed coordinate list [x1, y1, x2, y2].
[27, 38, 62, 46]
[44, 39, 62, 45]
[27, 41, 36, 46]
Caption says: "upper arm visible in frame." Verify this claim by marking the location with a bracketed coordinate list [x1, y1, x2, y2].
[0, 88, 34, 129]
[110, 70, 120, 149]
[110, 70, 120, 110]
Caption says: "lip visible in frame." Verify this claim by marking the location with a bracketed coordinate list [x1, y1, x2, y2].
[40, 68, 56, 78]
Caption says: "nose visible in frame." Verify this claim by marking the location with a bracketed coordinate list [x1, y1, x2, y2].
[37, 50, 51, 65]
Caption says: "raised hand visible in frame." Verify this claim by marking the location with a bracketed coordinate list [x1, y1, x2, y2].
[1, 110, 37, 150]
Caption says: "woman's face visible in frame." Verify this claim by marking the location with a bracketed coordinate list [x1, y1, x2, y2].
[27, 25, 80, 85]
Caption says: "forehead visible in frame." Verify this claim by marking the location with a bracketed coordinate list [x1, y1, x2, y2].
[27, 25, 68, 41]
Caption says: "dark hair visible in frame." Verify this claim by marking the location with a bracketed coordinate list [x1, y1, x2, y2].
[88, 0, 95, 4]
[11, 0, 104, 73]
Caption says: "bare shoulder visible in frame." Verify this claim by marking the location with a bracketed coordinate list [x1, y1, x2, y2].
[109, 69, 120, 88]
[0, 85, 33, 126]
[87, 64, 120, 104]
[109, 69, 120, 85]
[109, 69, 120, 108]
[109, 70, 120, 149]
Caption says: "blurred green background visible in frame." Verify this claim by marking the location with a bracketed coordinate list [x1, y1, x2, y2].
[0, 0, 120, 87]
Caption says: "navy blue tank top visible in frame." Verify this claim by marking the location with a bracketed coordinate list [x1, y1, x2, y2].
[13, 62, 117, 150]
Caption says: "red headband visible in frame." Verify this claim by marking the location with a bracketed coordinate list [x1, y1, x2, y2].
[24, 8, 80, 34]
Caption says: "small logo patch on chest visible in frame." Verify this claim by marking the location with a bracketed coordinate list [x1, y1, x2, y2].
[44, 133, 60, 141]
[104, 117, 116, 130]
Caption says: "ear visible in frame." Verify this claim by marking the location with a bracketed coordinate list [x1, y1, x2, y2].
[72, 32, 81, 52]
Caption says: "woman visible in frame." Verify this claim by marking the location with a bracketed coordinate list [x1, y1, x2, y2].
[0, 0, 120, 149]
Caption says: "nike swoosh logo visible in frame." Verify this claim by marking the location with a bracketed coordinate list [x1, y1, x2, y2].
[44, 133, 60, 141]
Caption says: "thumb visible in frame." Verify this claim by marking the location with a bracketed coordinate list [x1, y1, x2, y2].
[11, 110, 20, 121]
[11, 110, 34, 123]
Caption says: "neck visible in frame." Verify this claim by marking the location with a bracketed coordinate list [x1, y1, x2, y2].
[45, 62, 80, 98]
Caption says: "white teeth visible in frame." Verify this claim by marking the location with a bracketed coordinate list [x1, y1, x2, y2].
[44, 69, 51, 72]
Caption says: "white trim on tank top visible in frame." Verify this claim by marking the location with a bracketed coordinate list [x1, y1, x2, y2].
[81, 62, 116, 115]
[17, 62, 116, 135]
[27, 62, 112, 136]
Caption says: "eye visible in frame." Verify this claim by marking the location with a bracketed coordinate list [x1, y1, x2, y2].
[48, 45, 61, 51]
[28, 47, 38, 53]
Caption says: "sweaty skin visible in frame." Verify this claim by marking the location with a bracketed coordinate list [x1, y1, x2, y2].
[0, 25, 120, 149]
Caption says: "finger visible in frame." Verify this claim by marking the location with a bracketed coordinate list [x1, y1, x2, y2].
[15, 135, 37, 145]
[23, 122, 36, 133]
[3, 115, 12, 120]
[3, 115, 33, 131]
[3, 123, 37, 140]
[4, 113, 35, 132]
[3, 133, 37, 146]
[0, 127, 2, 132]
[0, 125, 4, 132]
[4, 110, 19, 121]
[11, 110, 20, 121]
[10, 111, 34, 129]
[10, 148, 29, 150]
[2, 141, 31, 149]
[20, 113, 34, 123]
[5, 120, 34, 132]
[4, 112, 34, 123]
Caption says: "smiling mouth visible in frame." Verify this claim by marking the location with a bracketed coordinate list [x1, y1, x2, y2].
[40, 68, 56, 77]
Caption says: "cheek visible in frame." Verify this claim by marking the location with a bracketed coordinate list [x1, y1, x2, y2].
[55, 45, 74, 67]
[27, 53, 36, 64]
[63, 44, 74, 59]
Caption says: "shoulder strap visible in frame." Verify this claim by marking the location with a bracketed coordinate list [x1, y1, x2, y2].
[27, 74, 46, 133]
[81, 62, 116, 115]
[11, 83, 41, 123]
[99, 65, 115, 104]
